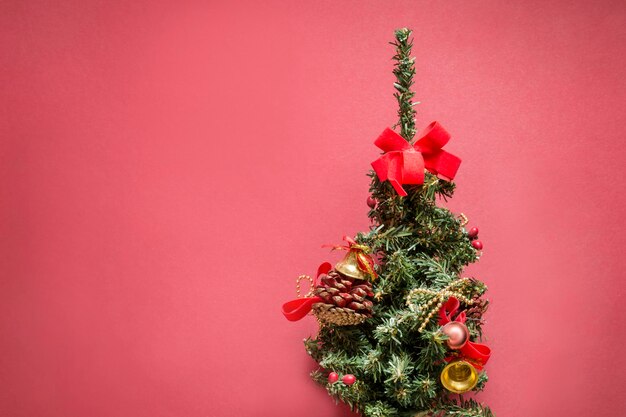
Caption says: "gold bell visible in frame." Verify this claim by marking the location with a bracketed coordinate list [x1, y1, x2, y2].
[440, 360, 478, 393]
[335, 250, 367, 280]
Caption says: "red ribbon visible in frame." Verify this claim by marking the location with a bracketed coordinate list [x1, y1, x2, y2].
[324, 235, 359, 251]
[281, 262, 332, 321]
[325, 236, 377, 280]
[371, 122, 461, 196]
[438, 297, 491, 370]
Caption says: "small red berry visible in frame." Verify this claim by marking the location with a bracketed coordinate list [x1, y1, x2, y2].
[342, 374, 356, 385]
[366, 196, 376, 209]
[471, 240, 483, 250]
[328, 372, 339, 383]
[468, 227, 479, 239]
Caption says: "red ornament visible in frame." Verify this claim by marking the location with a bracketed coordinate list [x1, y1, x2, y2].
[371, 123, 461, 197]
[468, 227, 479, 239]
[441, 321, 469, 350]
[439, 297, 491, 369]
[366, 196, 376, 208]
[471, 240, 483, 250]
[328, 372, 339, 383]
[342, 374, 356, 385]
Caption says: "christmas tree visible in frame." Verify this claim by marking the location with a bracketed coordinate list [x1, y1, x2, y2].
[282, 28, 493, 417]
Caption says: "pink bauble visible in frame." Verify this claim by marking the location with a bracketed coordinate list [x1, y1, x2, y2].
[328, 372, 339, 383]
[342, 374, 356, 385]
[441, 321, 469, 350]
[471, 240, 483, 250]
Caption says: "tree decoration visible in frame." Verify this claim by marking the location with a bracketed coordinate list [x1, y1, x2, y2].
[438, 297, 491, 394]
[440, 360, 479, 394]
[371, 123, 461, 196]
[313, 268, 374, 325]
[282, 28, 494, 416]
[342, 374, 357, 386]
[328, 236, 378, 281]
[405, 278, 479, 332]
[282, 242, 376, 326]
[328, 372, 339, 383]
[440, 321, 469, 350]
[468, 227, 479, 239]
[471, 240, 484, 250]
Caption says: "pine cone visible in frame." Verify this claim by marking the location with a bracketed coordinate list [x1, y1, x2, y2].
[465, 296, 489, 321]
[314, 270, 375, 316]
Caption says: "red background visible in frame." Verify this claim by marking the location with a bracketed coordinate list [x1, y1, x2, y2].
[2, 1, 625, 416]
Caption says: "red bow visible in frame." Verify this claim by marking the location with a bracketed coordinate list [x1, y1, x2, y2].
[371, 122, 461, 196]
[325, 236, 377, 280]
[439, 297, 491, 370]
[281, 262, 332, 322]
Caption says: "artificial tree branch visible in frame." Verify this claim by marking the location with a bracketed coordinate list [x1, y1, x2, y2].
[391, 28, 417, 142]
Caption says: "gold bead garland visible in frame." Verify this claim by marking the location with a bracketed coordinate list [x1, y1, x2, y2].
[458, 213, 469, 227]
[406, 278, 476, 333]
[296, 274, 314, 298]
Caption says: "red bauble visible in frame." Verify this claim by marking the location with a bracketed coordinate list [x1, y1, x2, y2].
[328, 372, 339, 383]
[441, 321, 469, 350]
[342, 374, 356, 385]
[471, 240, 483, 250]
[366, 196, 377, 208]
[468, 227, 479, 239]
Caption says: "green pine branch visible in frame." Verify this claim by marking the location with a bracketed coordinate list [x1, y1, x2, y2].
[433, 398, 495, 417]
[391, 28, 418, 141]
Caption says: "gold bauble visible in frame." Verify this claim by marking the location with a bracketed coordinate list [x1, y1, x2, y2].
[335, 250, 367, 280]
[440, 360, 478, 393]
